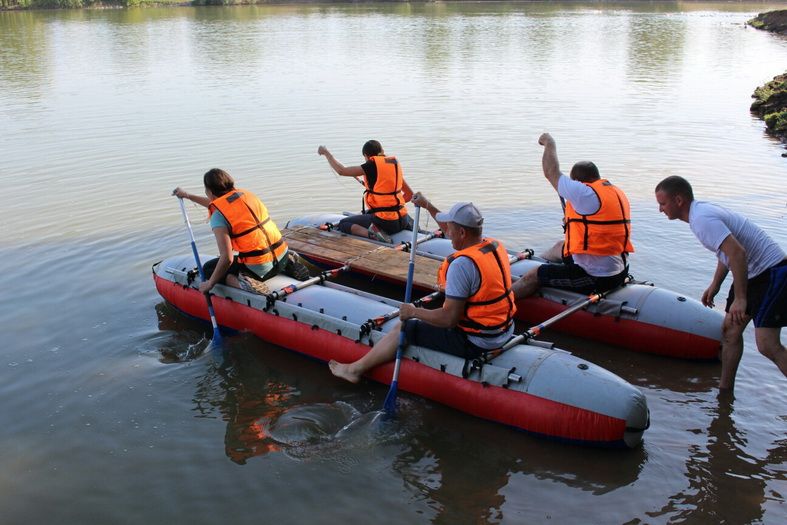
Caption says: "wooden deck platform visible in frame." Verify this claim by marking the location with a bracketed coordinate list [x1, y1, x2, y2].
[282, 226, 442, 290]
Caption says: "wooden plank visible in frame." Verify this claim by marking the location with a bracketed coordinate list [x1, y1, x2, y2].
[283, 226, 441, 290]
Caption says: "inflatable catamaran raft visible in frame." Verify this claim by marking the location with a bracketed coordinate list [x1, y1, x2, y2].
[153, 254, 649, 448]
[284, 214, 724, 360]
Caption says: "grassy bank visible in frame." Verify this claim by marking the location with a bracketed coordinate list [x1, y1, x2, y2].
[751, 73, 787, 146]
[748, 9, 787, 34]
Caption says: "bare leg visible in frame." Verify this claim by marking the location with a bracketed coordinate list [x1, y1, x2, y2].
[511, 267, 541, 300]
[329, 323, 402, 383]
[225, 274, 241, 289]
[539, 240, 564, 263]
[754, 327, 787, 378]
[719, 314, 749, 391]
[350, 224, 371, 238]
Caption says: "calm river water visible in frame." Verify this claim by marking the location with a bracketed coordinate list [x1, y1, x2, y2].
[1, 2, 786, 523]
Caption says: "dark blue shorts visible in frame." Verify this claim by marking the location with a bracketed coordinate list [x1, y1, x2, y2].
[724, 260, 787, 328]
[727, 260, 787, 328]
[537, 259, 628, 295]
[337, 213, 413, 235]
[402, 319, 485, 360]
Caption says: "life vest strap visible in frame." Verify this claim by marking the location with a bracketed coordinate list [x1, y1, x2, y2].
[565, 217, 631, 226]
[458, 318, 513, 336]
[365, 203, 406, 214]
[238, 238, 285, 258]
[466, 289, 512, 307]
[365, 189, 401, 196]
[230, 216, 271, 239]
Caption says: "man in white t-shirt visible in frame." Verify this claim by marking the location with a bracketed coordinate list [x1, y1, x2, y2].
[512, 133, 634, 300]
[655, 175, 787, 392]
[329, 197, 516, 384]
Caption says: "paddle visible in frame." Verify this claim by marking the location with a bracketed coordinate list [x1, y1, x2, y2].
[177, 197, 222, 347]
[492, 275, 634, 356]
[263, 265, 350, 309]
[382, 205, 422, 416]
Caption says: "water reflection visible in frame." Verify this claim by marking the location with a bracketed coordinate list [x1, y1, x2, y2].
[0, 11, 49, 103]
[625, 15, 687, 83]
[393, 407, 647, 523]
[656, 399, 787, 523]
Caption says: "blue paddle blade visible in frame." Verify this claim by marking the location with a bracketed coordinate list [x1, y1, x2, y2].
[211, 328, 223, 346]
[382, 381, 398, 417]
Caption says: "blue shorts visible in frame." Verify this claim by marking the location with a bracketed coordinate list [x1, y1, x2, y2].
[726, 259, 787, 328]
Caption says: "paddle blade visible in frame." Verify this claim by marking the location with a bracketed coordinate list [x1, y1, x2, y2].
[382, 380, 399, 417]
[211, 327, 223, 347]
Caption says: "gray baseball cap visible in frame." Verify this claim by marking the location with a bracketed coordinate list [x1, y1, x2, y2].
[435, 202, 484, 228]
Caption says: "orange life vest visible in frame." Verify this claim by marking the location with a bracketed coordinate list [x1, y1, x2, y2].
[208, 189, 288, 266]
[437, 239, 516, 337]
[363, 156, 407, 221]
[563, 179, 635, 257]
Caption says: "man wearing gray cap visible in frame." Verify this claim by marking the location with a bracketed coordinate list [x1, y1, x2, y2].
[329, 194, 516, 383]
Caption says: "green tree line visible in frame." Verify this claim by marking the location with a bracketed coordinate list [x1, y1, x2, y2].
[0, 0, 280, 6]
[1, 0, 145, 7]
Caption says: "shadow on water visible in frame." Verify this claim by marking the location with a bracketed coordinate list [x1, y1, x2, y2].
[653, 397, 787, 523]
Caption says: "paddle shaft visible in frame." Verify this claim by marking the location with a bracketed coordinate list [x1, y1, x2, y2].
[501, 276, 632, 351]
[177, 197, 222, 343]
[265, 265, 350, 306]
[367, 289, 444, 328]
[384, 205, 421, 415]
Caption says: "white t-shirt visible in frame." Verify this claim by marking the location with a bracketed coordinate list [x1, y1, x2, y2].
[444, 255, 514, 350]
[689, 201, 785, 279]
[557, 175, 626, 277]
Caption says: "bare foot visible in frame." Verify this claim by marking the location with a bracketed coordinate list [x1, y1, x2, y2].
[329, 359, 361, 384]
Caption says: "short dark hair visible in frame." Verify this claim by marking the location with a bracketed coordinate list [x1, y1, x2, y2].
[459, 225, 483, 238]
[203, 168, 235, 197]
[655, 175, 694, 201]
[570, 161, 600, 182]
[362, 140, 384, 157]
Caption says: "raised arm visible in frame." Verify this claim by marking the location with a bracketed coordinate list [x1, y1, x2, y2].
[317, 145, 366, 178]
[173, 187, 211, 208]
[538, 133, 561, 192]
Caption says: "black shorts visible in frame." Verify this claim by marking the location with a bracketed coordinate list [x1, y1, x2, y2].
[537, 259, 628, 295]
[727, 259, 787, 328]
[337, 213, 413, 235]
[402, 319, 486, 360]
